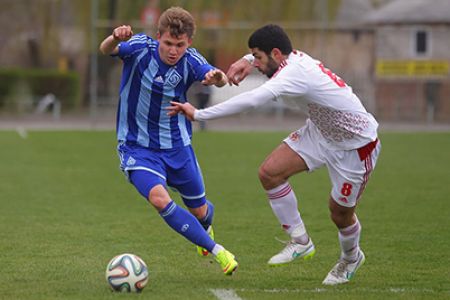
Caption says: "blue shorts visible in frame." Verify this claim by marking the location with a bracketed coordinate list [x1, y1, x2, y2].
[117, 142, 206, 208]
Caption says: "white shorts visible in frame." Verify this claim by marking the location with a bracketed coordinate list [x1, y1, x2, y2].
[283, 124, 381, 207]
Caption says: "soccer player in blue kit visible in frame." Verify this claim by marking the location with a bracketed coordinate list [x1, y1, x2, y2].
[99, 7, 238, 275]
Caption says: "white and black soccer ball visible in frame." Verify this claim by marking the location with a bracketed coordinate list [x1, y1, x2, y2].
[105, 253, 149, 292]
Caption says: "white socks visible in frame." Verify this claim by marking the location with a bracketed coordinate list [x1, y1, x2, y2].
[338, 217, 361, 262]
[266, 182, 309, 245]
[267, 182, 362, 260]
[211, 244, 225, 256]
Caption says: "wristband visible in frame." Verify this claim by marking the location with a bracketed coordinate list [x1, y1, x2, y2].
[242, 54, 254, 64]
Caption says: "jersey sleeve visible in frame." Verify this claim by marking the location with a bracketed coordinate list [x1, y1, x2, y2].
[186, 48, 215, 81]
[116, 33, 151, 60]
[194, 87, 275, 120]
[261, 64, 310, 98]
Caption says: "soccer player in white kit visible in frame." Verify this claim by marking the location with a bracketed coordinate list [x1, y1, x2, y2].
[168, 24, 381, 285]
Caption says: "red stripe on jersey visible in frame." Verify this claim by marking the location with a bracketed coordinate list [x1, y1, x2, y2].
[356, 155, 373, 202]
[272, 59, 288, 78]
[355, 139, 378, 201]
[357, 139, 378, 161]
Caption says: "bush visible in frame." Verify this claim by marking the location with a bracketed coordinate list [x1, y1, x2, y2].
[0, 69, 80, 111]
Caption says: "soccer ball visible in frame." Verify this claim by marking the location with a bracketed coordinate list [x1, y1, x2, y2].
[105, 253, 149, 292]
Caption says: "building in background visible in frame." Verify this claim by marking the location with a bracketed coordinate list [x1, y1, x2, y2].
[0, 0, 449, 125]
[366, 0, 450, 122]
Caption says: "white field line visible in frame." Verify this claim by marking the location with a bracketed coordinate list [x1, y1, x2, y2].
[16, 127, 28, 139]
[210, 289, 243, 300]
[233, 287, 444, 294]
[210, 287, 447, 300]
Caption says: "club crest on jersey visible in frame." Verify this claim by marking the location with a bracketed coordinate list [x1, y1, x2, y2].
[166, 69, 182, 88]
[339, 197, 348, 203]
[289, 131, 300, 141]
[126, 156, 136, 166]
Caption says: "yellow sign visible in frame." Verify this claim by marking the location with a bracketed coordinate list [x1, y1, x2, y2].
[376, 60, 449, 77]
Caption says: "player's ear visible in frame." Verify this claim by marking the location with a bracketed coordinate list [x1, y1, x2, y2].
[156, 31, 161, 40]
[271, 48, 284, 63]
[271, 48, 282, 58]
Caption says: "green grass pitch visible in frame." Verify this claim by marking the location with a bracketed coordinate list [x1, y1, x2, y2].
[1, 130, 449, 299]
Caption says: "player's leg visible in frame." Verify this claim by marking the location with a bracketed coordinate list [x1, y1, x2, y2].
[322, 139, 381, 285]
[330, 199, 361, 261]
[260, 129, 322, 265]
[130, 170, 235, 274]
[129, 170, 213, 249]
[164, 146, 237, 274]
[166, 146, 216, 255]
[116, 143, 232, 271]
[189, 200, 215, 256]
[259, 142, 309, 236]
[322, 197, 366, 285]
[187, 200, 214, 232]
[164, 146, 211, 224]
[184, 197, 215, 257]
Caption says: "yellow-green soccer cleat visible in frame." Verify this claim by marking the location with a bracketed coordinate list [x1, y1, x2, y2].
[197, 226, 214, 256]
[215, 249, 238, 275]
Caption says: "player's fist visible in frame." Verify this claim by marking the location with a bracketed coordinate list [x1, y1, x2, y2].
[202, 69, 228, 87]
[226, 58, 253, 86]
[113, 25, 133, 41]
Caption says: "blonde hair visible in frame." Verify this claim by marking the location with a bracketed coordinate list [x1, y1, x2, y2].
[158, 7, 196, 39]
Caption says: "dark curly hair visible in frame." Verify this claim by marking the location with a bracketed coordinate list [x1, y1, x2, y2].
[248, 24, 293, 55]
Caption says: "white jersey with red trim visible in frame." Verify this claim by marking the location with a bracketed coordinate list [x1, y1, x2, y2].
[194, 51, 378, 150]
[261, 51, 378, 150]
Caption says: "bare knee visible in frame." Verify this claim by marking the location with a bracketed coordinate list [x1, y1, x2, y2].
[329, 198, 356, 228]
[188, 204, 207, 219]
[148, 185, 171, 212]
[330, 210, 355, 228]
[258, 163, 280, 190]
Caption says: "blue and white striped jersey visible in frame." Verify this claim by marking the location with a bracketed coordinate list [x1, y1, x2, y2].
[115, 33, 215, 149]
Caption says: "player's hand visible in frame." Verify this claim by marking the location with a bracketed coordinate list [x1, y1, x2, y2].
[112, 25, 133, 41]
[202, 69, 228, 87]
[166, 101, 197, 121]
[226, 58, 253, 86]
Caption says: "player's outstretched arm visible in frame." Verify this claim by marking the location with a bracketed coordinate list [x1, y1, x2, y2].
[167, 87, 274, 121]
[167, 102, 197, 121]
[99, 25, 134, 55]
[226, 56, 253, 86]
[202, 69, 228, 87]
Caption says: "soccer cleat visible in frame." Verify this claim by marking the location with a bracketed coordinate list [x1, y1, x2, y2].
[197, 226, 214, 256]
[268, 238, 315, 266]
[215, 249, 238, 275]
[322, 249, 365, 285]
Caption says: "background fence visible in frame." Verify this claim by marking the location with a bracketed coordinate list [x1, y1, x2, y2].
[0, 0, 449, 129]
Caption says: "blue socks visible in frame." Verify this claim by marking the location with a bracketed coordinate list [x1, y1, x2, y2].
[160, 201, 216, 252]
[198, 200, 214, 230]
